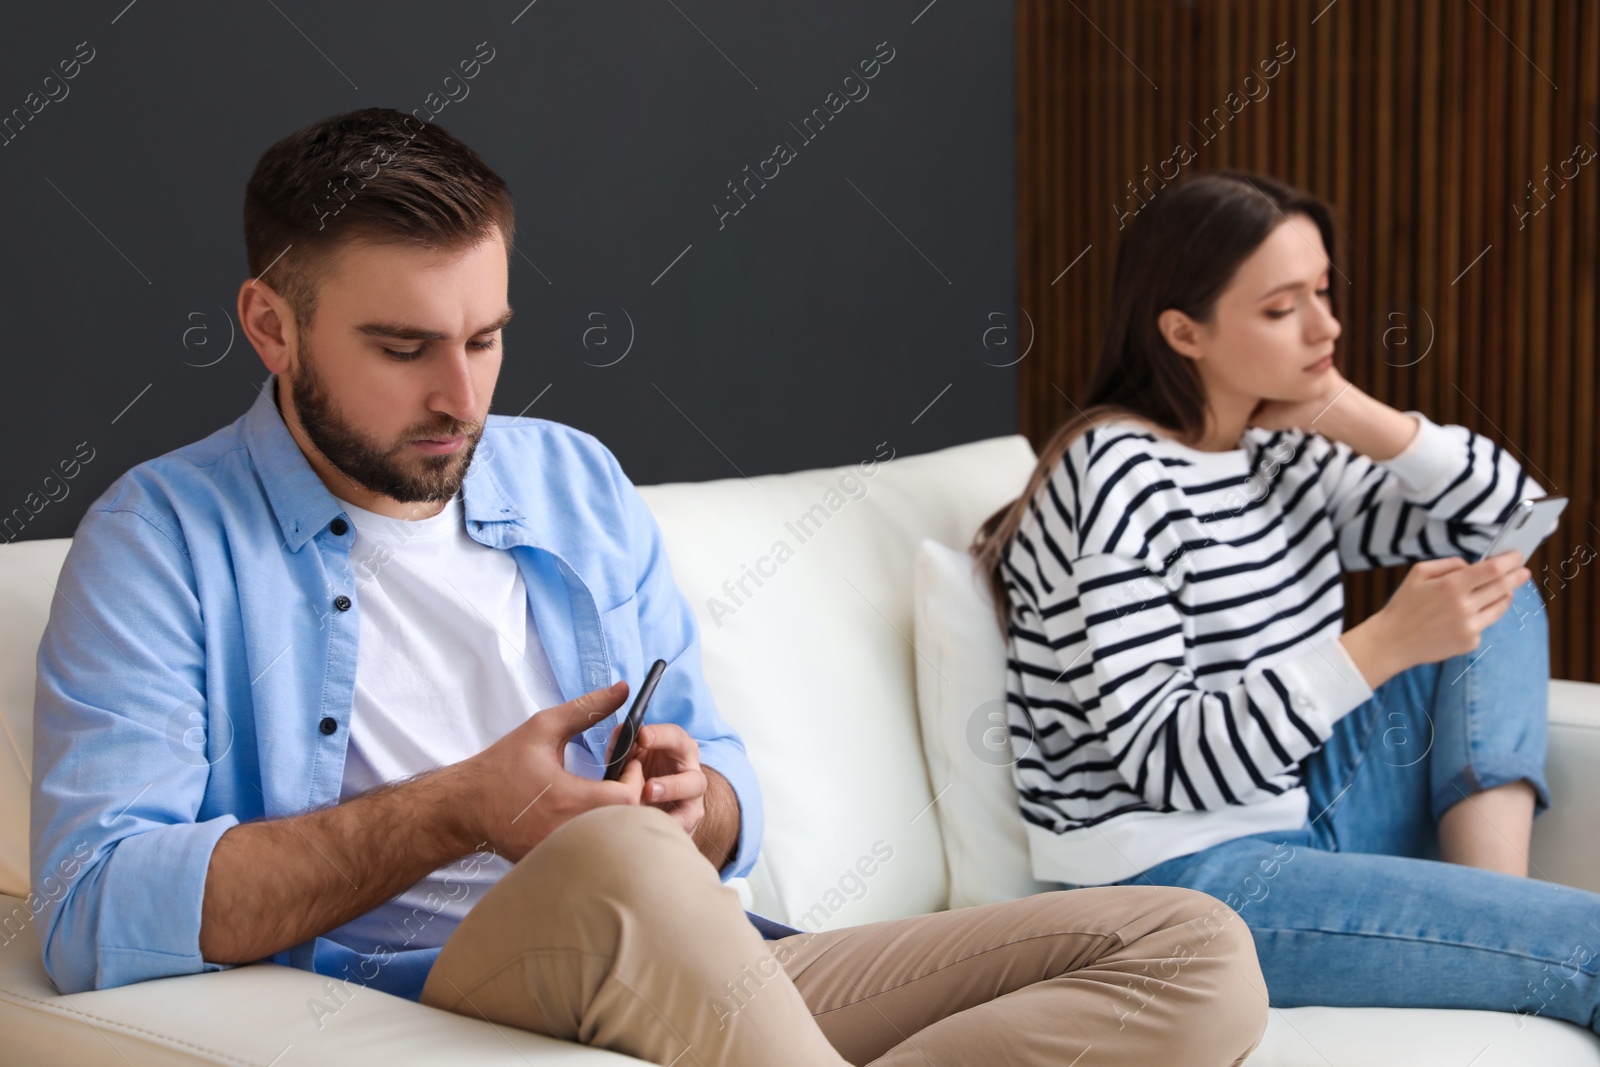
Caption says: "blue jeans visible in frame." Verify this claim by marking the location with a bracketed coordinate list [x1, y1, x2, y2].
[1110, 578, 1600, 1033]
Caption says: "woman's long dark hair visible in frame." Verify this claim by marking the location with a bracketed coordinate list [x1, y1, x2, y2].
[971, 169, 1342, 631]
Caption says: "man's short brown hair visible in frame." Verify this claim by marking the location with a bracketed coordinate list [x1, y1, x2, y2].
[243, 107, 515, 336]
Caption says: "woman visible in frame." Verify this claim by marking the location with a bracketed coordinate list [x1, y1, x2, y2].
[972, 169, 1594, 1028]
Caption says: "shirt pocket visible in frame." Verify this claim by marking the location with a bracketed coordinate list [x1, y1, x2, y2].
[598, 593, 644, 691]
[589, 594, 646, 758]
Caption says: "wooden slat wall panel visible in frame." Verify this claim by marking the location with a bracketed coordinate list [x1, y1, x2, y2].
[1017, 0, 1600, 683]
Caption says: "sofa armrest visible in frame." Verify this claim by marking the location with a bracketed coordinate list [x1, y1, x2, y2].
[1529, 680, 1600, 894]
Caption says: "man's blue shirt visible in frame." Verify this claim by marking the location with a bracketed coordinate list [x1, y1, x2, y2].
[30, 373, 773, 1001]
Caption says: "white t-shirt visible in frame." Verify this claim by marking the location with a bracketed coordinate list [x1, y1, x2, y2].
[321, 490, 602, 953]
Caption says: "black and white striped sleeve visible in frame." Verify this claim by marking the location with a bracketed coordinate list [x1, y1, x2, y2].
[1035, 435, 1374, 813]
[1067, 552, 1371, 811]
[1313, 410, 1545, 571]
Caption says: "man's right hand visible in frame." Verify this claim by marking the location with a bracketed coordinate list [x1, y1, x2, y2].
[449, 680, 647, 862]
[200, 680, 647, 964]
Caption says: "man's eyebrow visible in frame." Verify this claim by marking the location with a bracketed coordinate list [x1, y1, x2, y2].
[353, 306, 514, 342]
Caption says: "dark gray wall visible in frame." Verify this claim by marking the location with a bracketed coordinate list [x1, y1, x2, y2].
[1, 1, 1016, 543]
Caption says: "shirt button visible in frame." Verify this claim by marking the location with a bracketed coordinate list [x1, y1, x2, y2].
[333, 594, 352, 612]
[330, 518, 349, 536]
[319, 717, 338, 735]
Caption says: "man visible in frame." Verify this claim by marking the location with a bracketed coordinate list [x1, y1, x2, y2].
[30, 106, 1267, 1065]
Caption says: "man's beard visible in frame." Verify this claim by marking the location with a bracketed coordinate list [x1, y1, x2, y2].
[289, 345, 482, 505]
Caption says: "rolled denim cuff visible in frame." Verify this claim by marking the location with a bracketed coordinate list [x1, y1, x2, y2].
[1432, 755, 1551, 825]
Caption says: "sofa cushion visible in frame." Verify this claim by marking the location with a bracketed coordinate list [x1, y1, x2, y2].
[636, 435, 1038, 929]
[1529, 680, 1600, 894]
[1249, 1004, 1600, 1065]
[0, 893, 643, 1065]
[910, 538, 1055, 907]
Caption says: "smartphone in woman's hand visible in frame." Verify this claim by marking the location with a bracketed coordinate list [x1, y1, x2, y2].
[1482, 496, 1568, 564]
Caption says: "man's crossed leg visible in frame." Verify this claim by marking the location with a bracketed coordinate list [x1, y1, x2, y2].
[420, 806, 1268, 1066]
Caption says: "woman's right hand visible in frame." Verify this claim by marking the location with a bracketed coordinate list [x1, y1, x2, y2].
[1371, 552, 1532, 674]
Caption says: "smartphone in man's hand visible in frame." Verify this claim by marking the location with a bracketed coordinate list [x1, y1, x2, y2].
[603, 658, 668, 781]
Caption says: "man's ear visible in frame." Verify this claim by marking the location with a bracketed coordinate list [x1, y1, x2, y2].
[238, 277, 297, 376]
[1158, 308, 1205, 362]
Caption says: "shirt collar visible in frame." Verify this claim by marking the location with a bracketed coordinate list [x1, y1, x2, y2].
[242, 372, 525, 552]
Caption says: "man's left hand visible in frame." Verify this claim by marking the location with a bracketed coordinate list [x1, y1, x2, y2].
[606, 721, 706, 835]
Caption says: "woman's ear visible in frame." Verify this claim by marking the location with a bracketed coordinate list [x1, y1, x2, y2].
[1158, 308, 1205, 362]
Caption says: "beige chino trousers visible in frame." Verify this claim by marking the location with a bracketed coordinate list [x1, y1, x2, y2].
[420, 806, 1267, 1066]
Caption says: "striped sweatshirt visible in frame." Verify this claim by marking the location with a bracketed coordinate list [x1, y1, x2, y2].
[1001, 409, 1542, 885]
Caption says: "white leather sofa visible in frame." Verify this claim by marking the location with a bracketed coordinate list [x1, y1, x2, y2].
[2, 433, 1597, 1065]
